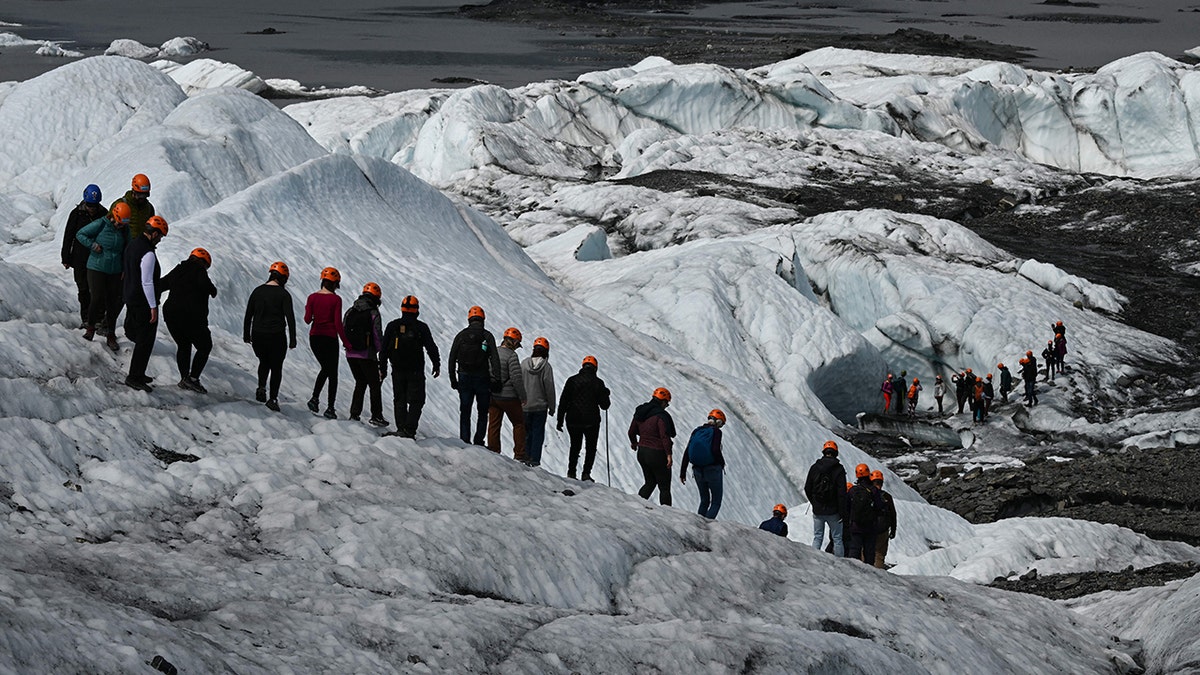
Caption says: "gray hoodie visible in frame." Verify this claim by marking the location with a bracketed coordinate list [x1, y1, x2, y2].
[521, 356, 556, 414]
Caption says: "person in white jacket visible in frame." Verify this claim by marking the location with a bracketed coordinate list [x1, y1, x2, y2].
[521, 336, 557, 468]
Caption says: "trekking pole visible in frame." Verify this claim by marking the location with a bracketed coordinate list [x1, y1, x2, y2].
[605, 409, 611, 487]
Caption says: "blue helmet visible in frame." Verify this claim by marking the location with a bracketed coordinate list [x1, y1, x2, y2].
[83, 184, 102, 204]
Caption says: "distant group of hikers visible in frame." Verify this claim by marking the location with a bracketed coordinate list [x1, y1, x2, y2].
[879, 322, 1069, 424]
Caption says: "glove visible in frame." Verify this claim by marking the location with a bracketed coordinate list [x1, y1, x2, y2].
[450, 380, 459, 391]
[889, 530, 896, 540]
[432, 367, 440, 379]
[631, 442, 637, 451]
[91, 242, 102, 253]
[379, 366, 387, 380]
[556, 421, 563, 432]
[289, 339, 297, 349]
[243, 336, 252, 344]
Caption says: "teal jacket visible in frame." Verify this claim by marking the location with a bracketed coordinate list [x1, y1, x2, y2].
[75, 216, 130, 274]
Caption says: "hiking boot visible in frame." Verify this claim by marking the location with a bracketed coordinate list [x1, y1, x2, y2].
[368, 416, 389, 428]
[188, 377, 207, 393]
[323, 407, 337, 420]
[567, 471, 577, 480]
[178, 378, 193, 391]
[306, 397, 320, 414]
[266, 399, 280, 412]
[582, 475, 594, 483]
[82, 325, 95, 341]
[255, 387, 267, 403]
[350, 415, 361, 422]
[124, 375, 152, 392]
[139, 375, 154, 384]
[106, 335, 119, 352]
[78, 321, 87, 330]
[400, 428, 416, 439]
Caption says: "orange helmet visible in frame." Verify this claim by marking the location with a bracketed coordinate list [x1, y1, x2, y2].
[997, 362, 1005, 369]
[582, 355, 598, 368]
[190, 247, 211, 267]
[110, 202, 132, 224]
[533, 336, 549, 350]
[1056, 320, 1063, 327]
[1026, 350, 1033, 356]
[269, 261, 289, 279]
[965, 368, 972, 374]
[131, 173, 151, 193]
[1019, 357, 1028, 364]
[870, 470, 884, 482]
[363, 282, 382, 299]
[773, 503, 787, 517]
[822, 440, 838, 454]
[320, 267, 340, 283]
[468, 305, 485, 320]
[401, 295, 419, 313]
[652, 387, 671, 402]
[504, 327, 522, 342]
[855, 463, 870, 479]
[846, 482, 855, 491]
[912, 377, 919, 384]
[708, 408, 726, 424]
[986, 373, 993, 379]
[145, 215, 168, 236]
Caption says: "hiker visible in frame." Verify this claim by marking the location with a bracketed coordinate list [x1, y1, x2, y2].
[804, 440, 846, 556]
[1043, 340, 1057, 381]
[880, 373, 894, 413]
[933, 374, 946, 415]
[380, 295, 440, 438]
[894, 371, 908, 414]
[997, 363, 1013, 403]
[680, 409, 727, 519]
[907, 377, 922, 417]
[110, 173, 155, 239]
[1020, 356, 1039, 406]
[971, 377, 986, 424]
[520, 336, 556, 466]
[121, 216, 168, 391]
[448, 306, 500, 445]
[303, 267, 348, 419]
[487, 327, 528, 459]
[344, 282, 387, 427]
[243, 261, 297, 412]
[982, 374, 995, 419]
[557, 355, 611, 481]
[629, 387, 676, 506]
[1053, 320, 1066, 339]
[1054, 332, 1068, 373]
[870, 470, 897, 569]
[845, 464, 882, 564]
[61, 184, 106, 329]
[953, 371, 968, 414]
[161, 247, 217, 393]
[759, 504, 788, 537]
[76, 202, 132, 352]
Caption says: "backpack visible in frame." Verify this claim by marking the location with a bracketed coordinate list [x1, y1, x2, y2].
[685, 425, 717, 466]
[849, 485, 877, 527]
[344, 306, 373, 351]
[456, 327, 490, 371]
[812, 467, 838, 506]
[389, 321, 423, 368]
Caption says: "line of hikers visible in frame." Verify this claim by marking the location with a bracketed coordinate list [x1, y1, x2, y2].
[879, 323, 1069, 423]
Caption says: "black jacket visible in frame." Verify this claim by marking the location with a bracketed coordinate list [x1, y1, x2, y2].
[448, 318, 500, 384]
[1021, 359, 1038, 382]
[121, 234, 161, 309]
[61, 201, 104, 268]
[804, 455, 847, 517]
[556, 365, 611, 427]
[162, 257, 217, 325]
[380, 315, 440, 374]
[875, 489, 897, 537]
[244, 283, 297, 343]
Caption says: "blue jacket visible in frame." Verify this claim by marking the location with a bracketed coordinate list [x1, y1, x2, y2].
[75, 216, 129, 275]
[759, 516, 788, 537]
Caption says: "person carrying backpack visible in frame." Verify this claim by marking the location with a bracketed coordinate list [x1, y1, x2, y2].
[1054, 332, 1068, 374]
[520, 336, 555, 467]
[997, 363, 1013, 404]
[971, 378, 986, 424]
[907, 377, 922, 417]
[1020, 354, 1039, 406]
[870, 470, 897, 569]
[845, 463, 882, 564]
[679, 409, 727, 519]
[629, 387, 676, 506]
[62, 184, 106, 329]
[804, 439, 847, 556]
[380, 295, 440, 438]
[982, 373, 995, 419]
[304, 267, 349, 419]
[448, 306, 501, 445]
[880, 373, 894, 413]
[76, 201, 132, 351]
[487, 327, 528, 460]
[161, 247, 217, 393]
[759, 504, 788, 537]
[557, 355, 611, 481]
[243, 261, 297, 411]
[344, 282, 388, 428]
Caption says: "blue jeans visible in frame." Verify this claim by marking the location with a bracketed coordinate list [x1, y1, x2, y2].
[524, 410, 548, 465]
[812, 513, 844, 557]
[693, 465, 724, 519]
[457, 373, 490, 444]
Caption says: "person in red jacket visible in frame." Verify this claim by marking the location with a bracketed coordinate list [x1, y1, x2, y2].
[304, 267, 349, 419]
[629, 387, 676, 506]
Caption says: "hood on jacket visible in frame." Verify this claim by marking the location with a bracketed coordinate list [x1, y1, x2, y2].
[633, 399, 665, 423]
[526, 356, 547, 372]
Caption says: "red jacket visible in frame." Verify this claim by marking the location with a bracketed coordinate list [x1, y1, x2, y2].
[628, 400, 676, 454]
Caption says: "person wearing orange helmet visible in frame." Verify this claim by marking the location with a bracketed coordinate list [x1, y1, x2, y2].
[880, 373, 894, 414]
[1053, 331, 1068, 375]
[758, 504, 788, 537]
[62, 184, 107, 329]
[76, 201, 133, 350]
[557, 355, 611, 481]
[487, 327, 528, 460]
[161, 247, 218, 393]
[906, 377, 922, 418]
[121, 214, 169, 391]
[304, 267, 349, 419]
[448, 306, 500, 445]
[519, 336, 556, 467]
[629, 387, 677, 506]
[894, 370, 908, 415]
[870, 470, 897, 569]
[952, 371, 968, 414]
[243, 261, 297, 411]
[343, 283, 388, 428]
[805, 440, 847, 556]
[680, 408, 727, 519]
[110, 173, 155, 239]
[380, 295, 441, 438]
[1020, 354, 1038, 406]
[845, 463, 883, 564]
[997, 362, 1013, 404]
[933, 374, 946, 416]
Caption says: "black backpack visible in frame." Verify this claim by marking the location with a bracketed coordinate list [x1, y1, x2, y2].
[849, 485, 877, 527]
[389, 321, 424, 369]
[344, 306, 373, 351]
[812, 468, 838, 506]
[456, 326, 490, 371]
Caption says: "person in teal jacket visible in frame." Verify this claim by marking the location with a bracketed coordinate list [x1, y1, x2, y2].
[76, 202, 132, 351]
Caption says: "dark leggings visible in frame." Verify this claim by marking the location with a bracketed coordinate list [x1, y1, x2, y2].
[637, 446, 671, 506]
[310, 335, 340, 405]
[390, 369, 426, 432]
[72, 265, 90, 323]
[166, 317, 212, 379]
[124, 304, 158, 380]
[252, 332, 287, 399]
[86, 269, 122, 333]
[567, 425, 600, 477]
[348, 358, 382, 419]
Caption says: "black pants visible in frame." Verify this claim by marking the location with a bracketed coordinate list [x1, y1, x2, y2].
[847, 529, 877, 564]
[124, 304, 159, 380]
[71, 265, 90, 324]
[457, 372, 490, 444]
[390, 369, 426, 433]
[86, 269, 122, 334]
[637, 446, 671, 506]
[348, 358, 382, 420]
[310, 335, 340, 406]
[252, 331, 287, 399]
[956, 392, 967, 414]
[567, 424, 600, 477]
[166, 315, 211, 379]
